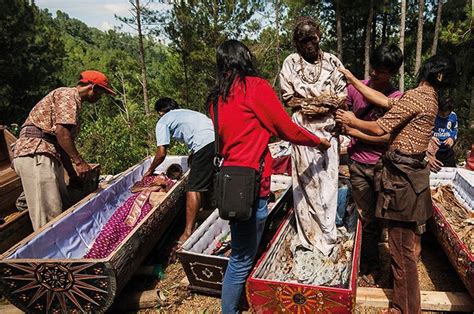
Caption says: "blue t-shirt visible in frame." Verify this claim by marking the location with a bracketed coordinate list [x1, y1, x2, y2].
[155, 109, 214, 153]
[433, 112, 458, 151]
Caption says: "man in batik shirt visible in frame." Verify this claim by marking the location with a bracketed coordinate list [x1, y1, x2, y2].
[13, 70, 116, 231]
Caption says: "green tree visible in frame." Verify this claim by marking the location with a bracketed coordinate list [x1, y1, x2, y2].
[157, 0, 263, 112]
[0, 0, 64, 124]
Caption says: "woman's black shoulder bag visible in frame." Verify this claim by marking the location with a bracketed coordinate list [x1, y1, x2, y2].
[212, 100, 263, 221]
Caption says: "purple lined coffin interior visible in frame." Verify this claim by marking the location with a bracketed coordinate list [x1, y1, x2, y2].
[7, 156, 188, 260]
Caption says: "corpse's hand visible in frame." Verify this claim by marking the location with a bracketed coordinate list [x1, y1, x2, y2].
[444, 137, 455, 148]
[338, 68, 357, 85]
[286, 97, 306, 108]
[317, 137, 331, 151]
[335, 109, 357, 127]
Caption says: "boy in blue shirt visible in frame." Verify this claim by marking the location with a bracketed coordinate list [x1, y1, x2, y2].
[433, 97, 457, 167]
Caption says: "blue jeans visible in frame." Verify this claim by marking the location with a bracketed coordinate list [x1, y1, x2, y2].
[221, 198, 268, 313]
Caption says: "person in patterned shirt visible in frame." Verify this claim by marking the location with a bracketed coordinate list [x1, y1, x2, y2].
[336, 56, 456, 314]
[13, 70, 116, 231]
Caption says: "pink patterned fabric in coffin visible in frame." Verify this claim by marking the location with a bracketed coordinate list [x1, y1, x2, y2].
[85, 175, 175, 259]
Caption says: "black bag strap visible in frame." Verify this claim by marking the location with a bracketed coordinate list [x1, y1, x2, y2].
[212, 98, 222, 169]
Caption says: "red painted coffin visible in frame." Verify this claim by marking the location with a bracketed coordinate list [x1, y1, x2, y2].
[430, 167, 474, 297]
[246, 209, 362, 314]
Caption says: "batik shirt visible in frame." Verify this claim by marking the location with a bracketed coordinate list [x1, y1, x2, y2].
[377, 85, 438, 155]
[13, 87, 82, 161]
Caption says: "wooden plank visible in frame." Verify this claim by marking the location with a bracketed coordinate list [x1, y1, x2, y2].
[0, 303, 23, 314]
[356, 287, 474, 312]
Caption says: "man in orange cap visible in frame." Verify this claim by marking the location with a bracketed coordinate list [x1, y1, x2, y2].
[13, 70, 116, 231]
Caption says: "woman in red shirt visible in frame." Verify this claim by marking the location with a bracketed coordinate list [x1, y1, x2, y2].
[208, 39, 330, 313]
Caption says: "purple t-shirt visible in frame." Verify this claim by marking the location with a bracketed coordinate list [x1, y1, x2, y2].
[347, 80, 402, 164]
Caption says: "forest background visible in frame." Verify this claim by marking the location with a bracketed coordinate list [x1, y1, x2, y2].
[1, 0, 472, 174]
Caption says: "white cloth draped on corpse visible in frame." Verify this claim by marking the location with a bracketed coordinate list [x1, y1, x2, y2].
[280, 51, 347, 256]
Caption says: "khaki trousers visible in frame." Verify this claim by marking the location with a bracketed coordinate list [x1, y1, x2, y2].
[13, 155, 68, 231]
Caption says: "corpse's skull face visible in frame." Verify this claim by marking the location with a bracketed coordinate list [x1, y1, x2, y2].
[296, 24, 321, 63]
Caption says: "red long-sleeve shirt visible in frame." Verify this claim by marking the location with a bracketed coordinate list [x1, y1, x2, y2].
[209, 76, 321, 196]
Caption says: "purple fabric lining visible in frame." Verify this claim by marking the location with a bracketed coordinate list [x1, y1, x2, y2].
[84, 175, 173, 259]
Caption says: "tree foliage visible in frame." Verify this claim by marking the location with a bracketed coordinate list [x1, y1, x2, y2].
[1, 0, 472, 173]
[0, 0, 64, 124]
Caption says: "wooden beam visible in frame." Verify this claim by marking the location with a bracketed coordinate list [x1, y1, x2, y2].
[357, 287, 474, 312]
[0, 303, 23, 314]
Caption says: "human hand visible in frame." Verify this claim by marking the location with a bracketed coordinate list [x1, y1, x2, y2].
[343, 125, 357, 137]
[75, 160, 92, 179]
[431, 137, 441, 147]
[335, 109, 356, 127]
[427, 155, 443, 173]
[143, 169, 154, 178]
[317, 137, 331, 151]
[444, 137, 454, 148]
[338, 68, 357, 85]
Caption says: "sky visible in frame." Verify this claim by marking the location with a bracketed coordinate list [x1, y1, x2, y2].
[35, 0, 172, 33]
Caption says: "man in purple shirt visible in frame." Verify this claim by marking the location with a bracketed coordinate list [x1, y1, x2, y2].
[344, 44, 403, 281]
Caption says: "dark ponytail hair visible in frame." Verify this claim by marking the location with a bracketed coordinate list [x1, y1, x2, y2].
[207, 40, 258, 110]
[417, 55, 456, 90]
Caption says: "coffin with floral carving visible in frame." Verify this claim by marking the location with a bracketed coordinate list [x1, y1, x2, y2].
[0, 156, 188, 313]
[246, 207, 361, 314]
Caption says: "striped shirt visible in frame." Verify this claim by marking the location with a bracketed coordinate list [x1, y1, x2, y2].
[377, 85, 438, 155]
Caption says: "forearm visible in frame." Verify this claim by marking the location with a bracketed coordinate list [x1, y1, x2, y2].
[55, 124, 84, 165]
[352, 118, 387, 136]
[58, 146, 77, 178]
[148, 146, 167, 173]
[350, 129, 390, 145]
[278, 127, 321, 147]
[351, 80, 391, 109]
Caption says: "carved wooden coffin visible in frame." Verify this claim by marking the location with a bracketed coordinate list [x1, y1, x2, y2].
[177, 174, 293, 295]
[0, 156, 188, 313]
[430, 168, 474, 297]
[246, 207, 362, 314]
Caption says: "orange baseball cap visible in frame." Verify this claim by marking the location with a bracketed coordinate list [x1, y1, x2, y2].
[79, 70, 116, 95]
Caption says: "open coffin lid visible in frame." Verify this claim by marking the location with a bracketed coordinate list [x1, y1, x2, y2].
[429, 167, 474, 297]
[0, 156, 188, 313]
